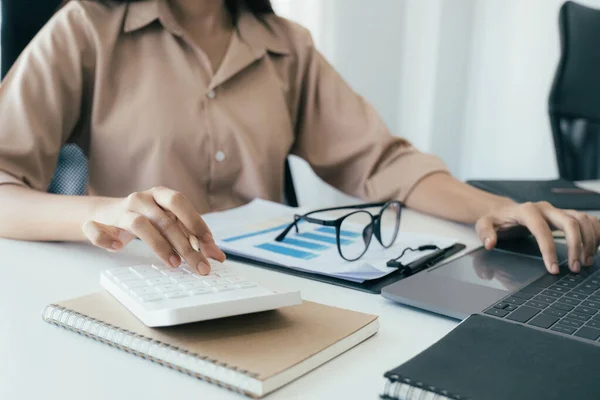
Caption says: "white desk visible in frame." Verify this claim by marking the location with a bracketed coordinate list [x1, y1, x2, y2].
[3, 182, 600, 399]
[0, 208, 481, 400]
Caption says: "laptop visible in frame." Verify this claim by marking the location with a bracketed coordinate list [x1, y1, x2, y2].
[382, 238, 600, 343]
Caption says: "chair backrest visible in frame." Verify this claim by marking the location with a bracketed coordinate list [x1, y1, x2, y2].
[549, 1, 600, 181]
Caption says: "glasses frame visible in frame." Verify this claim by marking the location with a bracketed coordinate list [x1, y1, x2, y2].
[274, 201, 403, 261]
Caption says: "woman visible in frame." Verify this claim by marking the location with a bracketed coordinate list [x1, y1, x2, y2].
[0, 0, 598, 275]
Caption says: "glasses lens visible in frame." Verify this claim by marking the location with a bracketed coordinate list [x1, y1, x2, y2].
[339, 211, 373, 260]
[380, 202, 401, 247]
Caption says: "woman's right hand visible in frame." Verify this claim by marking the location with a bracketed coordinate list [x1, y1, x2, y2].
[82, 186, 225, 274]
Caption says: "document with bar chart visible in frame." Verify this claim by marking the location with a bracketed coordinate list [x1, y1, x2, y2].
[203, 199, 457, 283]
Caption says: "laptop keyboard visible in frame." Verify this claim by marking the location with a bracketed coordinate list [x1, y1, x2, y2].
[484, 266, 600, 342]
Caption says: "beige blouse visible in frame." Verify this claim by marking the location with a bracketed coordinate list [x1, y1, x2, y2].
[0, 0, 447, 213]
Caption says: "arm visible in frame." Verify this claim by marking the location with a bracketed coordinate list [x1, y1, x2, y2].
[0, 184, 113, 242]
[289, 30, 600, 275]
[0, 5, 223, 273]
[407, 173, 600, 275]
[404, 173, 514, 224]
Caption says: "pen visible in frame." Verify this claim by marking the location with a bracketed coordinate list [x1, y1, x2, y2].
[404, 247, 448, 276]
[551, 188, 593, 194]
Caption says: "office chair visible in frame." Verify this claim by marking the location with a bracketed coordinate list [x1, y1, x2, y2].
[1, 0, 88, 195]
[549, 1, 600, 181]
[0, 0, 299, 203]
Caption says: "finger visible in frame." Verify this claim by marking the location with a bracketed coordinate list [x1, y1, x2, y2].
[119, 212, 181, 268]
[179, 220, 226, 262]
[592, 216, 600, 249]
[152, 187, 225, 261]
[83, 221, 133, 252]
[151, 187, 214, 242]
[162, 221, 211, 275]
[475, 216, 498, 250]
[135, 205, 212, 274]
[565, 210, 596, 266]
[518, 203, 560, 274]
[538, 205, 582, 273]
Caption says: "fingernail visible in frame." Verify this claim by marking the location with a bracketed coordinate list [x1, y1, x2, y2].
[111, 241, 122, 250]
[552, 263, 559, 274]
[189, 235, 200, 252]
[197, 262, 210, 275]
[573, 261, 581, 273]
[587, 256, 594, 266]
[169, 255, 180, 268]
[484, 238, 491, 248]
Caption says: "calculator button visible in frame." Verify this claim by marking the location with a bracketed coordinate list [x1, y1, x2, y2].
[160, 269, 186, 277]
[130, 287, 159, 296]
[216, 271, 237, 278]
[155, 284, 180, 293]
[145, 277, 173, 286]
[122, 280, 148, 289]
[178, 281, 205, 290]
[130, 266, 156, 274]
[151, 264, 170, 270]
[114, 274, 141, 283]
[213, 285, 236, 292]
[181, 264, 197, 273]
[171, 275, 197, 283]
[139, 294, 164, 302]
[133, 271, 163, 279]
[106, 268, 134, 276]
[189, 288, 211, 295]
[238, 282, 257, 289]
[226, 276, 247, 284]
[165, 291, 189, 299]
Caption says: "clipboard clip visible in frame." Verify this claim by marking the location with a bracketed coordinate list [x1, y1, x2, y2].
[386, 245, 447, 277]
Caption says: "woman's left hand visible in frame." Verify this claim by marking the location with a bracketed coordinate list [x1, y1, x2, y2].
[475, 201, 600, 275]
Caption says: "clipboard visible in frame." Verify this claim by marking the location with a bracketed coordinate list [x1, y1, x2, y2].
[225, 242, 466, 294]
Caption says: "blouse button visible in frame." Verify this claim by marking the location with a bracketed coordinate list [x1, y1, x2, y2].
[207, 90, 216, 99]
[215, 151, 226, 162]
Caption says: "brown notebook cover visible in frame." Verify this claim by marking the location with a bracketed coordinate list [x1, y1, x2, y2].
[43, 291, 378, 398]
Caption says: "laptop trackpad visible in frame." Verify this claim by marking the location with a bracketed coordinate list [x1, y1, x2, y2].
[381, 246, 562, 320]
[430, 248, 546, 293]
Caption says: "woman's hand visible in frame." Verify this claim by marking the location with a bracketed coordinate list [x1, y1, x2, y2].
[82, 186, 225, 274]
[476, 201, 600, 275]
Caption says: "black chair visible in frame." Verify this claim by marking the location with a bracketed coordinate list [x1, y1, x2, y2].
[549, 1, 600, 181]
[0, 0, 299, 204]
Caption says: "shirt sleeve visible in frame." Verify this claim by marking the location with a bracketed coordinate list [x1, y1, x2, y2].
[0, 3, 94, 190]
[290, 35, 449, 203]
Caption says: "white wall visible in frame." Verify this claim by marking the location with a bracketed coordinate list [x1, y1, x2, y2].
[274, 0, 600, 208]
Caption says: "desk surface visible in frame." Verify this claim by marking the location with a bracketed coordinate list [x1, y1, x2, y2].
[3, 181, 598, 400]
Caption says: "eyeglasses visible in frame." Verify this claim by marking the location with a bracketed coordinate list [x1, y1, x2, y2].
[274, 201, 403, 261]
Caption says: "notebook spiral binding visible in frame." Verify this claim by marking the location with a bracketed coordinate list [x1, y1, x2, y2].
[381, 374, 464, 400]
[42, 304, 259, 398]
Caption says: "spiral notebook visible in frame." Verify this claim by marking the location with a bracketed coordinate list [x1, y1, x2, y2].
[43, 291, 378, 398]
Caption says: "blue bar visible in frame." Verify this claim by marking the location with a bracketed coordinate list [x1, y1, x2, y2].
[316, 226, 361, 238]
[282, 237, 329, 251]
[298, 232, 353, 246]
[223, 223, 289, 243]
[256, 243, 318, 260]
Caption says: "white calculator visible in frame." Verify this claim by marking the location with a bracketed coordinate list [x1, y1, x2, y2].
[101, 260, 302, 327]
